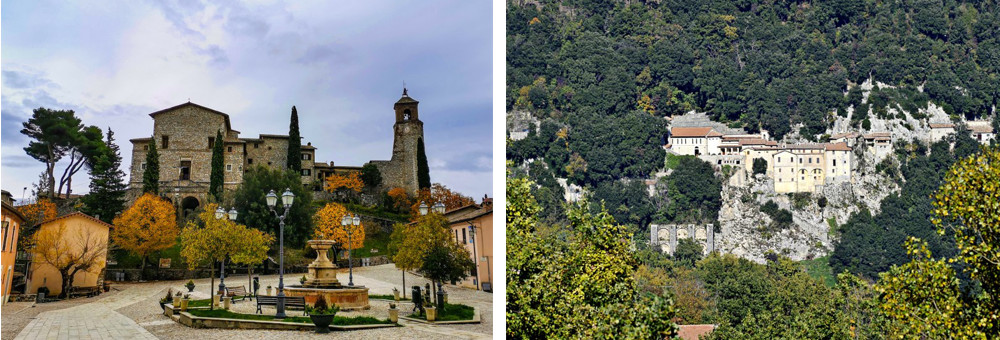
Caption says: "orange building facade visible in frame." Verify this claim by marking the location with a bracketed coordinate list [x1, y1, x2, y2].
[444, 196, 493, 292]
[26, 212, 110, 297]
[2, 190, 26, 304]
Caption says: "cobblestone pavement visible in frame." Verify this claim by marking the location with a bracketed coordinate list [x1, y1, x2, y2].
[6, 264, 493, 339]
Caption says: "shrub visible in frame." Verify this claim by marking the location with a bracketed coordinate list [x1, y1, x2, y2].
[752, 158, 767, 175]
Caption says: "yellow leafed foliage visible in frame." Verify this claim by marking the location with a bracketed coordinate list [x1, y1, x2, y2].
[406, 183, 475, 218]
[179, 203, 273, 269]
[325, 172, 363, 193]
[111, 193, 178, 259]
[17, 198, 58, 228]
[32, 222, 108, 296]
[387, 187, 411, 211]
[312, 202, 364, 250]
[390, 213, 451, 272]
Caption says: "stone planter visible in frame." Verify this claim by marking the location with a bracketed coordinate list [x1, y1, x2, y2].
[180, 298, 189, 311]
[388, 308, 399, 323]
[223, 296, 231, 310]
[213, 294, 220, 308]
[266, 287, 272, 296]
[425, 306, 437, 321]
[173, 296, 181, 306]
[186, 285, 195, 292]
[309, 313, 335, 334]
[393, 289, 400, 301]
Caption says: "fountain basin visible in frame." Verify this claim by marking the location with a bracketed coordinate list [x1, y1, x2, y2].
[284, 285, 370, 310]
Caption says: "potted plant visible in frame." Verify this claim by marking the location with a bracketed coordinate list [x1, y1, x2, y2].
[159, 289, 172, 310]
[185, 280, 195, 292]
[266, 285, 272, 296]
[388, 302, 399, 323]
[180, 294, 190, 311]
[392, 287, 400, 301]
[306, 295, 340, 333]
[300, 275, 308, 285]
[424, 300, 437, 321]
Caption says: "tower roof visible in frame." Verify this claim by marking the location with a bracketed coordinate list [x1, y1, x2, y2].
[395, 87, 419, 105]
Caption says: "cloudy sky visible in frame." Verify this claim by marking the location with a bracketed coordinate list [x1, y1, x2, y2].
[1, 0, 493, 200]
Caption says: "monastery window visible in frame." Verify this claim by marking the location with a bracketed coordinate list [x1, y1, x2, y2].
[799, 158, 803, 164]
[302, 153, 311, 160]
[833, 159, 837, 166]
[180, 161, 191, 180]
[208, 137, 215, 149]
[248, 158, 253, 164]
[141, 163, 146, 170]
[226, 164, 232, 171]
[161, 136, 169, 149]
[228, 146, 233, 153]
[302, 169, 311, 176]
[808, 158, 812, 164]
[144, 145, 149, 151]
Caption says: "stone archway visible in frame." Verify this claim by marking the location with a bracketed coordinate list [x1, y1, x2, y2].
[181, 196, 200, 219]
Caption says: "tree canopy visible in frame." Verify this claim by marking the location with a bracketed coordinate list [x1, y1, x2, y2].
[231, 166, 313, 248]
[111, 193, 178, 279]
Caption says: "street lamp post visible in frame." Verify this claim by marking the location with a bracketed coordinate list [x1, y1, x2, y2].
[214, 207, 238, 296]
[266, 188, 295, 319]
[341, 214, 362, 286]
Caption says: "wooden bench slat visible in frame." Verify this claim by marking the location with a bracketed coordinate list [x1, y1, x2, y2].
[255, 295, 307, 315]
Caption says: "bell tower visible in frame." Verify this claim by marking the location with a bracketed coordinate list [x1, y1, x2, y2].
[394, 87, 420, 123]
[375, 88, 424, 194]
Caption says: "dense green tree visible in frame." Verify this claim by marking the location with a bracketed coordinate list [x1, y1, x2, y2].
[210, 130, 224, 202]
[231, 166, 314, 248]
[142, 136, 160, 195]
[673, 238, 702, 268]
[656, 156, 721, 224]
[20, 108, 104, 198]
[81, 129, 127, 223]
[507, 170, 678, 339]
[752, 158, 767, 175]
[591, 179, 654, 231]
[416, 138, 431, 189]
[286, 106, 301, 172]
[420, 243, 475, 287]
[360, 163, 382, 190]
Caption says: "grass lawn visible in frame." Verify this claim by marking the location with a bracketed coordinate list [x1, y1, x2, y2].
[187, 298, 212, 307]
[369, 294, 410, 301]
[800, 256, 836, 288]
[408, 303, 475, 321]
[664, 153, 695, 170]
[187, 309, 393, 325]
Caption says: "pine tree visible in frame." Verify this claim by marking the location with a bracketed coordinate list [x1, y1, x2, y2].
[416, 138, 431, 189]
[81, 129, 127, 223]
[287, 106, 302, 172]
[210, 130, 224, 202]
[142, 136, 160, 195]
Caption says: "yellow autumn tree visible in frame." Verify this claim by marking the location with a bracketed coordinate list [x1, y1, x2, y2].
[32, 223, 108, 298]
[180, 203, 273, 299]
[325, 172, 364, 193]
[112, 193, 178, 280]
[312, 202, 365, 250]
[389, 213, 452, 274]
[387, 187, 411, 212]
[406, 183, 475, 218]
[16, 198, 58, 243]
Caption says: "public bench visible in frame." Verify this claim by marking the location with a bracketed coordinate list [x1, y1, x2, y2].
[255, 295, 307, 315]
[227, 285, 250, 302]
[69, 286, 101, 298]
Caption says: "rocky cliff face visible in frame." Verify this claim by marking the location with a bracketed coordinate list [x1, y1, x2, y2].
[717, 154, 898, 263]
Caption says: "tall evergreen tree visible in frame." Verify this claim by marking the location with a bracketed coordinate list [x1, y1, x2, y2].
[142, 136, 160, 195]
[81, 129, 127, 223]
[416, 138, 431, 189]
[287, 106, 302, 172]
[210, 130, 224, 202]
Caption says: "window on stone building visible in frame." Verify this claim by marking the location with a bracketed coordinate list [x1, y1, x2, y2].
[162, 136, 169, 149]
[248, 158, 253, 164]
[833, 159, 837, 166]
[180, 161, 191, 180]
[808, 158, 812, 164]
[462, 228, 467, 244]
[144, 145, 149, 151]
[226, 164, 232, 171]
[141, 163, 146, 170]
[228, 146, 233, 153]
[302, 169, 311, 176]
[302, 153, 311, 160]
[208, 137, 215, 149]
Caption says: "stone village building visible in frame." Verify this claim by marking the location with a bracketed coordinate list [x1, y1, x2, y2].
[127, 89, 426, 212]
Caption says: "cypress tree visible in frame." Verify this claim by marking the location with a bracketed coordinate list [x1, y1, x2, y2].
[416, 138, 431, 189]
[142, 136, 160, 195]
[82, 129, 127, 223]
[210, 130, 224, 201]
[287, 106, 302, 172]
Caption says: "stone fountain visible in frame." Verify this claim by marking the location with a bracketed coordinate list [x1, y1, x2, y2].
[284, 240, 370, 310]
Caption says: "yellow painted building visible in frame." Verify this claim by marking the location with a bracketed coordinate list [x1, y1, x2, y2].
[744, 143, 853, 193]
[444, 197, 494, 292]
[1, 190, 26, 304]
[26, 212, 110, 296]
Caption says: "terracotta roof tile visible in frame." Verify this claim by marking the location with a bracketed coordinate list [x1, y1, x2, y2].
[678, 324, 717, 340]
[671, 127, 718, 138]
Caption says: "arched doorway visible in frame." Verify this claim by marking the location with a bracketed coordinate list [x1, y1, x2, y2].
[181, 196, 200, 219]
[694, 147, 701, 156]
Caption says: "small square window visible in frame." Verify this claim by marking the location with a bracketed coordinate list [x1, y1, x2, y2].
[228, 146, 233, 152]
[226, 164, 232, 171]
[248, 158, 253, 164]
[141, 163, 147, 170]
[144, 145, 149, 151]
